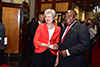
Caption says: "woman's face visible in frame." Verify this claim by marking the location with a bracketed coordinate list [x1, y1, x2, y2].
[45, 13, 54, 24]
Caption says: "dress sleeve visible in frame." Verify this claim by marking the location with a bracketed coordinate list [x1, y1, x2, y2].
[56, 27, 61, 53]
[33, 25, 42, 49]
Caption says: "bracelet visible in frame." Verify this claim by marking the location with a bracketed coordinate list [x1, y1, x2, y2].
[48, 44, 50, 48]
[57, 52, 59, 56]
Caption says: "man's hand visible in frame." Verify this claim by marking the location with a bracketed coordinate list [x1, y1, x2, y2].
[60, 50, 67, 58]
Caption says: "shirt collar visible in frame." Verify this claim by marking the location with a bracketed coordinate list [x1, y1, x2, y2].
[70, 20, 77, 27]
[61, 23, 65, 28]
[38, 21, 42, 24]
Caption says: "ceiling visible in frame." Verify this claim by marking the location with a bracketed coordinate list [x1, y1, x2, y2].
[72, 0, 100, 11]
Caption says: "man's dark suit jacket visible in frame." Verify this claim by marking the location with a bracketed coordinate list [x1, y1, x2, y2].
[58, 23, 64, 33]
[31, 22, 39, 48]
[26, 22, 32, 41]
[0, 22, 5, 50]
[59, 22, 90, 67]
[30, 21, 39, 67]
[31, 22, 39, 40]
[26, 21, 39, 49]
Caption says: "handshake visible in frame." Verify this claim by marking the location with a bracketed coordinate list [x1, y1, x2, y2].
[48, 44, 59, 51]
[48, 44, 68, 58]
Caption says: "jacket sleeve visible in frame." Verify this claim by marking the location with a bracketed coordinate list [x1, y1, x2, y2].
[26, 23, 31, 41]
[33, 25, 42, 49]
[90, 25, 97, 35]
[2, 25, 5, 37]
[68, 25, 90, 57]
[56, 27, 61, 53]
[0, 24, 5, 44]
[56, 28, 61, 43]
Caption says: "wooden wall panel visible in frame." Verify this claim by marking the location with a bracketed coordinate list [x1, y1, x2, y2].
[2, 7, 20, 53]
[56, 2, 69, 12]
[41, 3, 52, 12]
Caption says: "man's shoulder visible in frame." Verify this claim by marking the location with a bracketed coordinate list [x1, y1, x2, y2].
[76, 22, 86, 27]
[73, 22, 87, 30]
[77, 22, 88, 31]
[34, 21, 39, 25]
[27, 22, 32, 26]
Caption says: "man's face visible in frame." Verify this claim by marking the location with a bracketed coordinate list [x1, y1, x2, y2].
[87, 20, 92, 25]
[39, 14, 44, 22]
[65, 10, 77, 26]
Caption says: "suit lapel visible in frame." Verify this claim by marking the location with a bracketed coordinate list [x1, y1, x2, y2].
[61, 22, 78, 44]
[60, 26, 67, 43]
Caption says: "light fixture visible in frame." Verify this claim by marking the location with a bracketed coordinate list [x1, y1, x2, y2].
[93, 6, 100, 16]
[90, 4, 92, 6]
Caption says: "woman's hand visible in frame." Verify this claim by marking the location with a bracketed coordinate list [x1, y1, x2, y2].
[54, 56, 59, 67]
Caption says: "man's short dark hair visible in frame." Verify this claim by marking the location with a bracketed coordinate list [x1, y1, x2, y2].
[70, 9, 78, 15]
[65, 9, 78, 16]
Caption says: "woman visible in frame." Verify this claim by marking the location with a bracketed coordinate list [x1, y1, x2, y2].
[33, 9, 61, 67]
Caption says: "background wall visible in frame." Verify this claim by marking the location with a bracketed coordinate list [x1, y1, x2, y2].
[86, 11, 95, 20]
[2, 0, 29, 3]
[2, 0, 35, 22]
[14, 0, 29, 4]
[71, 3, 85, 21]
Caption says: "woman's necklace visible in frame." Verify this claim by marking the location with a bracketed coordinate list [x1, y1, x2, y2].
[47, 24, 55, 30]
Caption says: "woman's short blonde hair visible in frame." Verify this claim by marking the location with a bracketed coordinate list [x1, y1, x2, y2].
[44, 9, 56, 18]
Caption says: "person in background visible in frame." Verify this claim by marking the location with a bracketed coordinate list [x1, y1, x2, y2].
[86, 19, 97, 66]
[0, 21, 10, 67]
[58, 19, 66, 33]
[26, 18, 35, 57]
[30, 14, 44, 67]
[33, 9, 61, 67]
[57, 10, 90, 67]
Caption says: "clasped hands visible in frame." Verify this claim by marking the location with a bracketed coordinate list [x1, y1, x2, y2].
[48, 44, 59, 51]
[48, 44, 67, 58]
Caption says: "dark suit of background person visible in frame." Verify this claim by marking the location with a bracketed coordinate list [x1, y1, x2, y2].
[58, 10, 90, 67]
[26, 18, 35, 57]
[0, 22, 10, 67]
[30, 14, 44, 67]
[58, 19, 66, 33]
[0, 22, 5, 66]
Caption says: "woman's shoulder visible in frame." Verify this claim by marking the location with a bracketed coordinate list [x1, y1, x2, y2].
[38, 23, 46, 29]
[54, 23, 61, 31]
[38, 23, 45, 26]
[54, 23, 61, 29]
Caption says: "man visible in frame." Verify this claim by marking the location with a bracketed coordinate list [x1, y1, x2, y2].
[86, 19, 97, 66]
[0, 22, 10, 67]
[58, 10, 90, 67]
[58, 19, 66, 33]
[26, 18, 35, 57]
[30, 14, 44, 67]
[31, 14, 44, 41]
